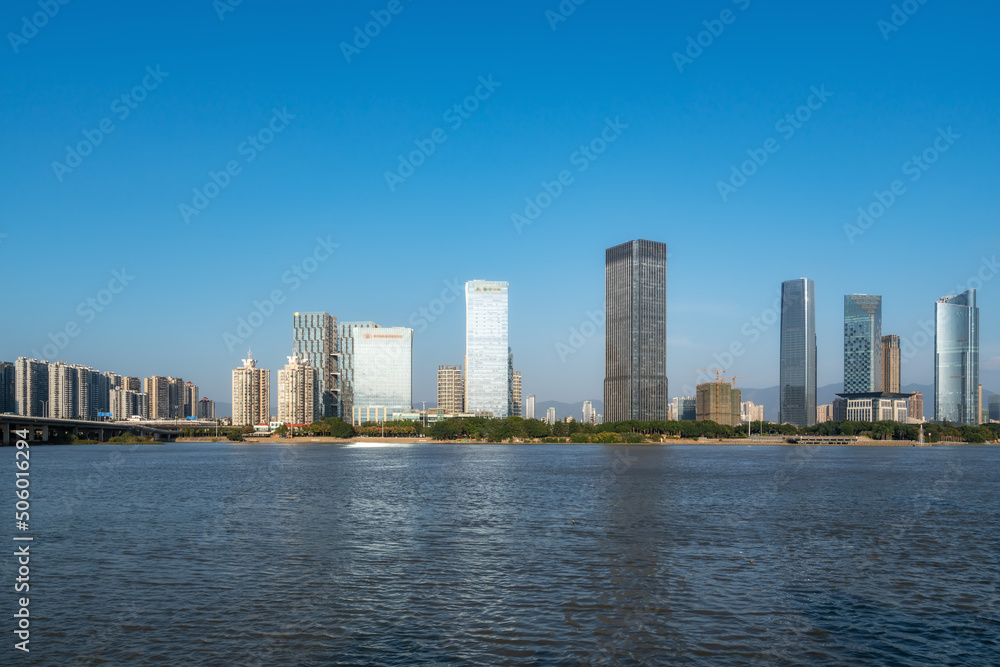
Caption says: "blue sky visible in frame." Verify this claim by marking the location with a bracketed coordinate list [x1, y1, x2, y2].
[3, 0, 999, 410]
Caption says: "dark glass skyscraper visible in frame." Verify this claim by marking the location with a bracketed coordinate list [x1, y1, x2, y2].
[844, 294, 882, 394]
[779, 278, 817, 427]
[935, 289, 979, 425]
[604, 239, 668, 422]
[292, 312, 339, 418]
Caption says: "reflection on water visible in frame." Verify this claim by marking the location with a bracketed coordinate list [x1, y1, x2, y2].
[22, 443, 1000, 665]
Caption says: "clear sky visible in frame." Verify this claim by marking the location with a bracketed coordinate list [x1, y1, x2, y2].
[3, 0, 999, 410]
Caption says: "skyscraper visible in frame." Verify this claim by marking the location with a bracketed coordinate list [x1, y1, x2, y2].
[197, 397, 216, 420]
[909, 391, 924, 421]
[604, 239, 668, 422]
[339, 321, 377, 420]
[15, 358, 49, 417]
[844, 294, 883, 394]
[437, 365, 465, 414]
[526, 394, 535, 420]
[512, 370, 522, 418]
[278, 353, 319, 425]
[293, 312, 339, 418]
[232, 352, 270, 426]
[144, 377, 171, 419]
[345, 325, 413, 425]
[935, 289, 979, 425]
[184, 382, 199, 418]
[546, 407, 556, 425]
[0, 361, 14, 414]
[465, 280, 510, 417]
[881, 334, 901, 393]
[779, 278, 816, 427]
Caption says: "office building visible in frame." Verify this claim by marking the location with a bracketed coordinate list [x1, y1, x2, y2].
[909, 391, 924, 421]
[604, 239, 669, 422]
[465, 280, 510, 417]
[0, 361, 14, 414]
[832, 398, 847, 421]
[15, 357, 49, 417]
[846, 397, 909, 423]
[935, 289, 979, 425]
[546, 407, 556, 425]
[197, 397, 216, 420]
[675, 396, 696, 421]
[696, 381, 741, 427]
[437, 365, 465, 414]
[844, 294, 883, 394]
[338, 321, 377, 420]
[881, 334, 901, 393]
[512, 370, 522, 418]
[989, 394, 1000, 422]
[278, 353, 319, 425]
[293, 312, 339, 418]
[232, 352, 270, 427]
[343, 324, 412, 425]
[526, 394, 535, 420]
[779, 278, 817, 427]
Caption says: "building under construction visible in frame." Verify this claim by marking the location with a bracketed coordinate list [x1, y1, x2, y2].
[696, 380, 742, 427]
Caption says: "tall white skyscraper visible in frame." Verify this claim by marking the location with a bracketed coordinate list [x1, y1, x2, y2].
[278, 353, 319, 425]
[465, 280, 509, 417]
[344, 325, 413, 425]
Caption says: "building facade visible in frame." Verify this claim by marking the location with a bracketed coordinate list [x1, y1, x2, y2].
[144, 377, 170, 419]
[339, 321, 377, 421]
[582, 400, 595, 424]
[909, 391, 924, 421]
[844, 294, 883, 394]
[526, 394, 535, 420]
[816, 404, 833, 424]
[345, 325, 412, 425]
[437, 365, 465, 414]
[741, 401, 764, 423]
[197, 397, 216, 420]
[232, 353, 270, 426]
[779, 278, 817, 427]
[15, 357, 49, 417]
[277, 354, 319, 425]
[465, 280, 510, 417]
[604, 239, 668, 422]
[512, 370, 522, 418]
[934, 289, 979, 425]
[110, 388, 148, 420]
[184, 382, 199, 418]
[293, 312, 339, 418]
[546, 407, 556, 425]
[881, 334, 901, 393]
[990, 394, 1000, 422]
[0, 361, 14, 414]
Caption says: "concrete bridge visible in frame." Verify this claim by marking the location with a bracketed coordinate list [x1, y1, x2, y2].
[0, 415, 184, 445]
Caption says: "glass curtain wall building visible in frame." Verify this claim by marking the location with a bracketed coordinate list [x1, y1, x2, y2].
[604, 239, 668, 422]
[465, 280, 510, 417]
[292, 312, 339, 418]
[779, 278, 817, 427]
[934, 289, 979, 425]
[844, 294, 883, 394]
[343, 325, 412, 425]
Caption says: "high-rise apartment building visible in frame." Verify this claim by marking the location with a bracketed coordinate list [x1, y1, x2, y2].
[123, 376, 142, 392]
[465, 280, 510, 418]
[278, 354, 319, 425]
[779, 278, 817, 427]
[437, 365, 465, 414]
[816, 404, 833, 424]
[604, 239, 668, 422]
[197, 397, 216, 420]
[0, 361, 14, 414]
[110, 388, 148, 420]
[881, 334, 901, 393]
[908, 391, 924, 421]
[696, 382, 741, 427]
[582, 400, 595, 424]
[741, 401, 764, 423]
[546, 407, 556, 425]
[935, 289, 979, 425]
[989, 394, 1000, 422]
[144, 377, 171, 419]
[293, 312, 339, 418]
[526, 394, 535, 420]
[15, 358, 49, 417]
[48, 361, 77, 419]
[168, 377, 185, 419]
[232, 353, 270, 427]
[184, 382, 199, 418]
[844, 294, 883, 394]
[344, 325, 413, 425]
[512, 370, 522, 418]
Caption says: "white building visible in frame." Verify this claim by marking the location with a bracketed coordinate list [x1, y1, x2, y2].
[343, 324, 412, 425]
[15, 357, 49, 417]
[846, 397, 909, 423]
[278, 353, 319, 425]
[740, 401, 764, 423]
[232, 351, 270, 426]
[583, 400, 595, 424]
[546, 407, 556, 425]
[465, 280, 510, 417]
[526, 394, 535, 420]
[111, 388, 149, 420]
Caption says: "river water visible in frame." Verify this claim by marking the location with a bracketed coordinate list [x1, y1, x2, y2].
[9, 442, 1000, 665]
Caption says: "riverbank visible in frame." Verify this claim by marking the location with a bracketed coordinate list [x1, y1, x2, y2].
[174, 436, 992, 446]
